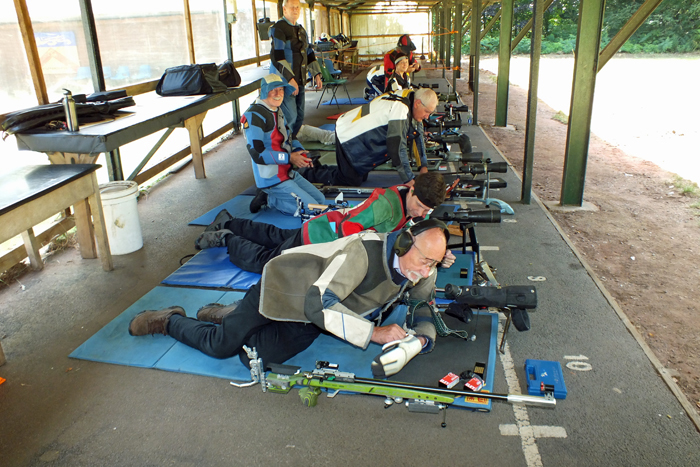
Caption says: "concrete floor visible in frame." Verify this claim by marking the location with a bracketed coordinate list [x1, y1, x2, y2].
[1, 67, 699, 467]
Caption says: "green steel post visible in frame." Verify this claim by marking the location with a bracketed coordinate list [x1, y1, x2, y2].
[495, 0, 513, 126]
[470, 0, 481, 124]
[452, 1, 462, 91]
[521, 0, 544, 204]
[431, 6, 436, 66]
[561, 0, 606, 206]
[442, 5, 448, 78]
[445, 0, 452, 71]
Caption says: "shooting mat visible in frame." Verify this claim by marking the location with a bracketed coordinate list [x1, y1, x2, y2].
[69, 286, 496, 411]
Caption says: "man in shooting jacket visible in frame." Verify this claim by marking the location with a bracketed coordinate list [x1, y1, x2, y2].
[128, 220, 449, 376]
[299, 88, 438, 187]
[270, 0, 322, 137]
[193, 172, 452, 273]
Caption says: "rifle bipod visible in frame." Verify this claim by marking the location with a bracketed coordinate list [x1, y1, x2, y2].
[232, 346, 556, 427]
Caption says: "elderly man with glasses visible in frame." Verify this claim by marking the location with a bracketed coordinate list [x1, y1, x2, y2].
[128, 220, 449, 378]
[299, 88, 438, 187]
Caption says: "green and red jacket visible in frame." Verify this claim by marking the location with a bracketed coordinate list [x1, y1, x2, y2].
[302, 185, 410, 245]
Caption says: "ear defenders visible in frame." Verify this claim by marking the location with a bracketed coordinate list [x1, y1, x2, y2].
[393, 218, 450, 257]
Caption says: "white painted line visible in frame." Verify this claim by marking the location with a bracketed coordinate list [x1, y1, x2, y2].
[564, 355, 589, 360]
[500, 424, 568, 439]
[498, 318, 544, 467]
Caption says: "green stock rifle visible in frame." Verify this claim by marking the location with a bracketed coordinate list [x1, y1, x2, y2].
[235, 346, 555, 427]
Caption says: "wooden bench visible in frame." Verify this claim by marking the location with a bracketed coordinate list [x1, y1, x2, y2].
[0, 164, 113, 365]
[13, 80, 261, 182]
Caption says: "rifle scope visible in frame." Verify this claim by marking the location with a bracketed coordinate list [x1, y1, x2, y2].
[460, 162, 508, 175]
[435, 209, 501, 224]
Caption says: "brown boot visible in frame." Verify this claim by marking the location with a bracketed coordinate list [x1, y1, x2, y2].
[128, 306, 185, 336]
[196, 301, 240, 325]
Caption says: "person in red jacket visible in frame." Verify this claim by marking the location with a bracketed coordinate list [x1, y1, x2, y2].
[194, 172, 454, 274]
[384, 34, 421, 89]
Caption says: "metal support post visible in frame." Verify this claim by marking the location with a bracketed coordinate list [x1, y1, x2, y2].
[452, 1, 462, 93]
[560, 0, 606, 206]
[522, 0, 544, 204]
[469, 0, 481, 123]
[495, 0, 514, 127]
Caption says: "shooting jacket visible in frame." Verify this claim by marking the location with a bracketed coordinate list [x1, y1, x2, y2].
[386, 71, 411, 94]
[335, 89, 428, 183]
[383, 48, 420, 88]
[241, 99, 303, 188]
[259, 231, 436, 350]
[270, 17, 322, 87]
[301, 185, 409, 245]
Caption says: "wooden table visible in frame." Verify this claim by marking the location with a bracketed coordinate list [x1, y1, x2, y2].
[0, 164, 113, 364]
[14, 80, 261, 181]
[337, 46, 359, 73]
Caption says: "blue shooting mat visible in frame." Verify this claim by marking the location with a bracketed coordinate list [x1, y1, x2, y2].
[69, 286, 403, 382]
[70, 286, 497, 411]
[162, 248, 261, 290]
[69, 287, 229, 367]
[321, 97, 367, 106]
[188, 194, 307, 228]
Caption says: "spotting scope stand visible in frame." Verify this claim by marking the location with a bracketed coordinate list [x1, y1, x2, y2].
[459, 162, 514, 215]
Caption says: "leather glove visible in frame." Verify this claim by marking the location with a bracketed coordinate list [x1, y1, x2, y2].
[371, 335, 422, 378]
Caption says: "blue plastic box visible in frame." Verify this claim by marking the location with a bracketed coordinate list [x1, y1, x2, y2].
[525, 359, 567, 399]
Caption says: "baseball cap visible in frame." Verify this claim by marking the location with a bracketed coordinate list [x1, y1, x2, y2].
[260, 74, 295, 99]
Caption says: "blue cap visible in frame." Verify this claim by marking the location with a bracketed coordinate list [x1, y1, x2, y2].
[260, 74, 295, 99]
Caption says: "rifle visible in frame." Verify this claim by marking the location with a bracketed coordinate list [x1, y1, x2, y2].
[237, 347, 555, 427]
[461, 161, 508, 175]
[443, 163, 515, 215]
[426, 132, 471, 154]
[313, 184, 377, 198]
[445, 178, 508, 200]
[294, 193, 351, 220]
[426, 149, 488, 164]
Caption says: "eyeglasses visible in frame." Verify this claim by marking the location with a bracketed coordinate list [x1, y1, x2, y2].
[421, 102, 436, 116]
[412, 237, 441, 268]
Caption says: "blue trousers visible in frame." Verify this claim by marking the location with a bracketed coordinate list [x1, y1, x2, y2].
[280, 85, 305, 137]
[263, 170, 325, 215]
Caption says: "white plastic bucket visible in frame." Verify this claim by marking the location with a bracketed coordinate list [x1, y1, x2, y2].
[99, 181, 143, 255]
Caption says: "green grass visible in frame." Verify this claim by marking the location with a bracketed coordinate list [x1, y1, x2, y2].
[552, 111, 568, 124]
[671, 175, 700, 197]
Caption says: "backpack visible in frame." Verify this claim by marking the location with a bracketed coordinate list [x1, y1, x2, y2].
[217, 60, 241, 88]
[155, 63, 228, 96]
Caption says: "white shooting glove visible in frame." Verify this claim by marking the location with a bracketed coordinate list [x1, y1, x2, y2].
[371, 335, 422, 378]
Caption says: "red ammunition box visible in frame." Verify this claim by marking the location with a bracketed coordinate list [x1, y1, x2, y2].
[465, 375, 484, 391]
[439, 372, 460, 389]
